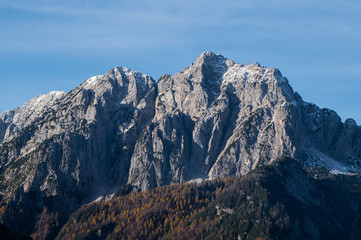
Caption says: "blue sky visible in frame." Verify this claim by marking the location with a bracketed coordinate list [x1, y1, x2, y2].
[1, 0, 360, 123]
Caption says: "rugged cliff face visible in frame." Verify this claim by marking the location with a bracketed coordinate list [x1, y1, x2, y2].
[0, 52, 360, 239]
[128, 52, 361, 190]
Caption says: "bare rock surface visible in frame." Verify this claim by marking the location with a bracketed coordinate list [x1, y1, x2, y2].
[129, 51, 361, 190]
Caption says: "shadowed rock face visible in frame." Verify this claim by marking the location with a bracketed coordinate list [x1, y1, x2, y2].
[0, 52, 360, 238]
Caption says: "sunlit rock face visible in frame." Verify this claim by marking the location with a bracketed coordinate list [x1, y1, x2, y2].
[128, 51, 361, 190]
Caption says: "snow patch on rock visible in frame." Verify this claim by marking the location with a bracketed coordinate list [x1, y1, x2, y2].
[305, 149, 361, 175]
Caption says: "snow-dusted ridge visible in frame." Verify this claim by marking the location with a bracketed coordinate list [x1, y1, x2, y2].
[15, 90, 66, 121]
[84, 75, 101, 88]
[81, 67, 153, 93]
[0, 90, 66, 143]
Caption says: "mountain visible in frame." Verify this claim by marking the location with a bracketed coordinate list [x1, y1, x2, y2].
[0, 52, 360, 239]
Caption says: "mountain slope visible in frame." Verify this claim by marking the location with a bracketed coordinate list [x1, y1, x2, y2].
[0, 52, 360, 239]
[57, 157, 361, 240]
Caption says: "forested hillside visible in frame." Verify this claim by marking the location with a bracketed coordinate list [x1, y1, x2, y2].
[57, 158, 361, 240]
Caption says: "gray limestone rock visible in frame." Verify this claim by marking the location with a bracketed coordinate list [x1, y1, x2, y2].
[129, 52, 302, 190]
[128, 52, 361, 190]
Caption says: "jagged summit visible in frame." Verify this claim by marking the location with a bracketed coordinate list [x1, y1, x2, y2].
[194, 51, 229, 67]
[157, 52, 298, 119]
[82, 67, 153, 90]
[181, 52, 290, 88]
[0, 52, 360, 239]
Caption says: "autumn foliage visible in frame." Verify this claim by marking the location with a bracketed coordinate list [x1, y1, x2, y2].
[56, 178, 234, 240]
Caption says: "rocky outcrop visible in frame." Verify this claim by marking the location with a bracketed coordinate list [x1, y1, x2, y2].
[0, 52, 360, 238]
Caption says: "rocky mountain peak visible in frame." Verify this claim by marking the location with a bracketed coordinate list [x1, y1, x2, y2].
[195, 51, 228, 68]
[79, 66, 155, 107]
[156, 52, 299, 119]
[185, 51, 230, 81]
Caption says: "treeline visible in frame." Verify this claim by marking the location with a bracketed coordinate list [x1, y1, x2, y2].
[56, 158, 361, 240]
